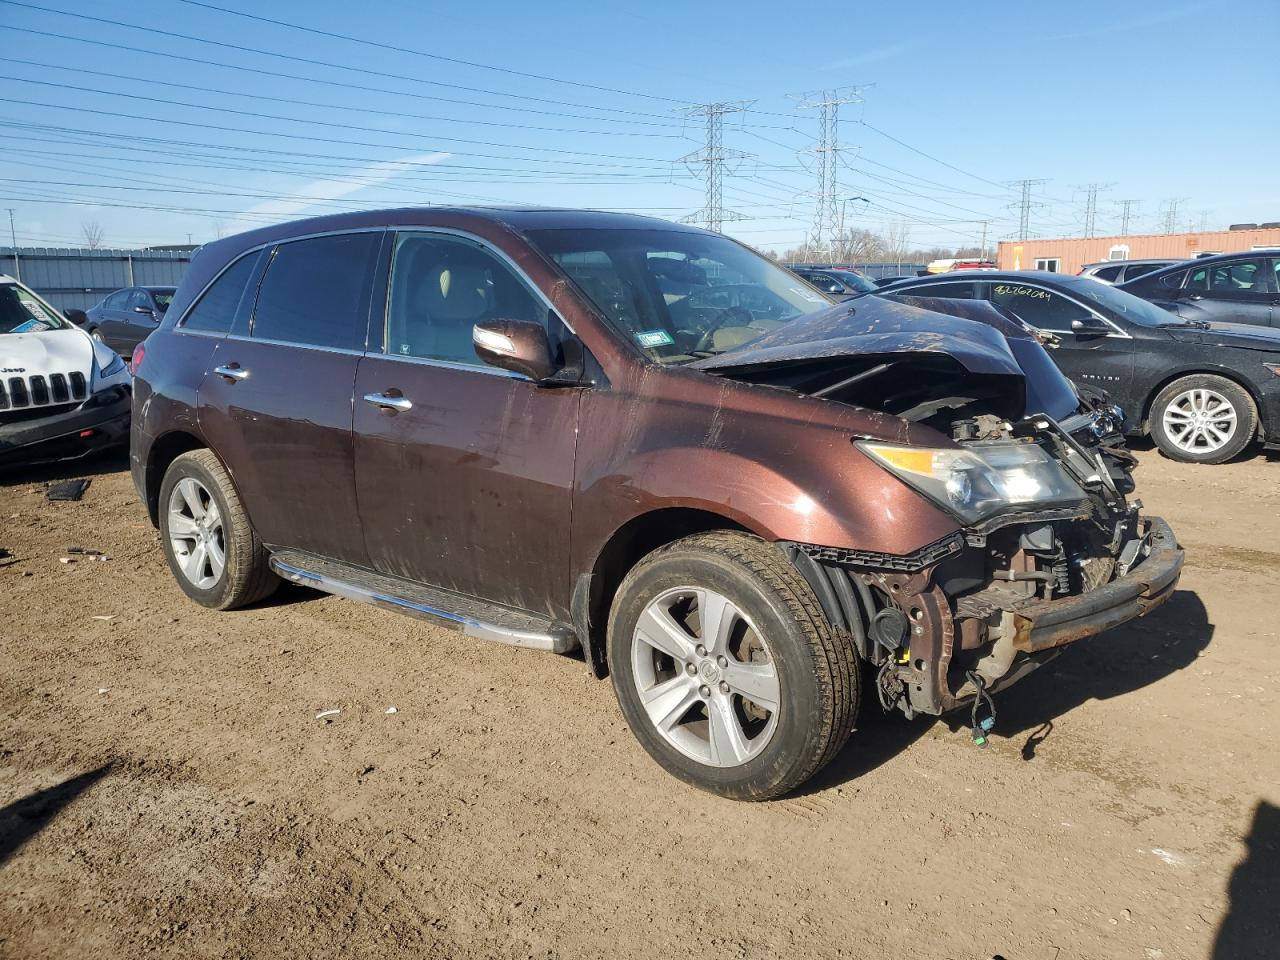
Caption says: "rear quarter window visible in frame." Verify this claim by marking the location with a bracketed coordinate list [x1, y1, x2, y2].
[181, 252, 262, 335]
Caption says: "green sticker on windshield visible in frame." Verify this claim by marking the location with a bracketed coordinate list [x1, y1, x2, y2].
[636, 329, 674, 348]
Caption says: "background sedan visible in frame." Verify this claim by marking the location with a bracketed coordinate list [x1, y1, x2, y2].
[84, 285, 176, 357]
[885, 272, 1280, 463]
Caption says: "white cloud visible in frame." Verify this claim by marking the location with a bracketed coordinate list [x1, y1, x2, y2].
[1052, 3, 1209, 41]
[821, 41, 915, 71]
[236, 151, 452, 224]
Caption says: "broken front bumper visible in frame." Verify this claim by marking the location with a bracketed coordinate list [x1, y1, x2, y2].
[0, 387, 131, 468]
[790, 514, 1183, 717]
[1009, 517, 1182, 653]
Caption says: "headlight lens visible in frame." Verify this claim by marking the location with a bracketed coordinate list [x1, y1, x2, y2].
[857, 440, 1088, 524]
[96, 351, 127, 380]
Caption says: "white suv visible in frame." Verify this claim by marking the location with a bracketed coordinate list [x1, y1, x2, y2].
[0, 275, 132, 466]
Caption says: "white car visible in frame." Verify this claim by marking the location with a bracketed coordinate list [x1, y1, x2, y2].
[0, 274, 132, 466]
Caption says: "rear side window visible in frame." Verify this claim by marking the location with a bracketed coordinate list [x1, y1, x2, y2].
[915, 281, 977, 299]
[1121, 263, 1160, 281]
[182, 254, 260, 334]
[1189, 258, 1265, 293]
[252, 232, 381, 350]
[1092, 265, 1123, 282]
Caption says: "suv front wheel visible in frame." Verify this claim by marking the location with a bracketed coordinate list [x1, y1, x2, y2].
[159, 449, 278, 609]
[608, 531, 859, 800]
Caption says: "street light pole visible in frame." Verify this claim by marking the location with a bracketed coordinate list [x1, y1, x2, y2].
[6, 208, 19, 281]
[837, 196, 868, 264]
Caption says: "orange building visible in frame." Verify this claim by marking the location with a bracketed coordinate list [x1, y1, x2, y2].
[996, 226, 1280, 275]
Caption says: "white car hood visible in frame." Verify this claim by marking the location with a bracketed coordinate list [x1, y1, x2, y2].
[0, 326, 127, 393]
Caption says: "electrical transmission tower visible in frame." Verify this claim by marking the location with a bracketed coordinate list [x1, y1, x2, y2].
[678, 100, 753, 233]
[1115, 198, 1139, 236]
[1161, 198, 1188, 234]
[1077, 182, 1112, 238]
[1008, 179, 1047, 240]
[792, 87, 863, 252]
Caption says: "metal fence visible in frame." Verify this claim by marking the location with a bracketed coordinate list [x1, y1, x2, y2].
[0, 247, 194, 312]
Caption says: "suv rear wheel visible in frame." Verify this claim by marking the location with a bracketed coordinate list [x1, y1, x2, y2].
[1150, 374, 1256, 464]
[608, 531, 858, 800]
[159, 449, 277, 609]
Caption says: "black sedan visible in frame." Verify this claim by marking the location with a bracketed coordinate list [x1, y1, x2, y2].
[84, 285, 176, 357]
[1118, 249, 1280, 328]
[788, 265, 878, 300]
[884, 272, 1280, 464]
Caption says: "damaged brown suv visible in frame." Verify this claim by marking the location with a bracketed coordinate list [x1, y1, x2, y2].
[131, 208, 1183, 800]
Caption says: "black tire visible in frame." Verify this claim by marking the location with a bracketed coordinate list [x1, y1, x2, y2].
[607, 531, 858, 801]
[158, 449, 277, 609]
[1149, 374, 1256, 464]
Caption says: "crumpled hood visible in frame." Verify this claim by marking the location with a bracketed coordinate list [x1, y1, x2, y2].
[690, 296, 1025, 377]
[1164, 321, 1280, 354]
[0, 327, 98, 376]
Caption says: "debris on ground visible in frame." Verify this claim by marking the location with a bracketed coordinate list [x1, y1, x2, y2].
[91, 615, 116, 622]
[315, 708, 340, 720]
[46, 478, 91, 501]
[385, 706, 398, 715]
[97, 688, 109, 695]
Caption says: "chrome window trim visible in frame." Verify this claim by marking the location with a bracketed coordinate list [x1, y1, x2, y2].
[903, 277, 1133, 340]
[361, 351, 530, 381]
[222, 333, 366, 357]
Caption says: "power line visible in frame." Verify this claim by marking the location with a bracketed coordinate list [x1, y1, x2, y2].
[0, 4, 687, 123]
[679, 101, 753, 233]
[170, 0, 685, 103]
[0, 58, 685, 139]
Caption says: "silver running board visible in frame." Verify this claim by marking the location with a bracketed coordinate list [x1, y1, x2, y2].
[268, 551, 578, 654]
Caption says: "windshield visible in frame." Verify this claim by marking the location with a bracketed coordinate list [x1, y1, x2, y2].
[0, 283, 71, 334]
[525, 228, 832, 362]
[1063, 276, 1188, 327]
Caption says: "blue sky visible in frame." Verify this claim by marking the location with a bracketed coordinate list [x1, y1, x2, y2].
[0, 0, 1275, 253]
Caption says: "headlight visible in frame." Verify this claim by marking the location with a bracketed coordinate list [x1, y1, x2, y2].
[857, 439, 1088, 524]
[96, 351, 127, 380]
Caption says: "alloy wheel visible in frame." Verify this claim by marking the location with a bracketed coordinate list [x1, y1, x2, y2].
[1162, 388, 1237, 455]
[630, 586, 780, 768]
[166, 477, 226, 589]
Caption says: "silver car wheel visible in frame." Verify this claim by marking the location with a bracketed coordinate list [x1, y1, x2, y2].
[1162, 387, 1237, 454]
[167, 477, 226, 590]
[630, 586, 780, 768]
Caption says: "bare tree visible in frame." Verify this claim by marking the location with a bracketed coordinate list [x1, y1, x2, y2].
[80, 220, 105, 249]
[881, 221, 912, 268]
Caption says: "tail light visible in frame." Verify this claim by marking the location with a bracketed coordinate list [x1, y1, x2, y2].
[129, 341, 146, 376]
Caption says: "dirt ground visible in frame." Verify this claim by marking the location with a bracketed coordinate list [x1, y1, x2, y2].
[1, 445, 1277, 960]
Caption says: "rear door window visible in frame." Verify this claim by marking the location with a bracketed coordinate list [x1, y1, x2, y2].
[914, 281, 978, 299]
[182, 252, 262, 334]
[1120, 263, 1161, 282]
[1189, 258, 1266, 294]
[252, 232, 381, 350]
[1092, 265, 1123, 282]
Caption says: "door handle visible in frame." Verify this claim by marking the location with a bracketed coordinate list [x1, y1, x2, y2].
[213, 364, 249, 381]
[363, 391, 412, 412]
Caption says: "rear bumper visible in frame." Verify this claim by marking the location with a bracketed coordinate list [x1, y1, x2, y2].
[1009, 516, 1182, 653]
[0, 388, 131, 467]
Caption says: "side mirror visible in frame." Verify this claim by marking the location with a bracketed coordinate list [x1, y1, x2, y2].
[133, 305, 156, 318]
[1070, 318, 1111, 337]
[472, 319, 556, 382]
[64, 308, 88, 326]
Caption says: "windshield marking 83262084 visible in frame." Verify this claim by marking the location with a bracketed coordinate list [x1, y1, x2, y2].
[526, 228, 833, 362]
